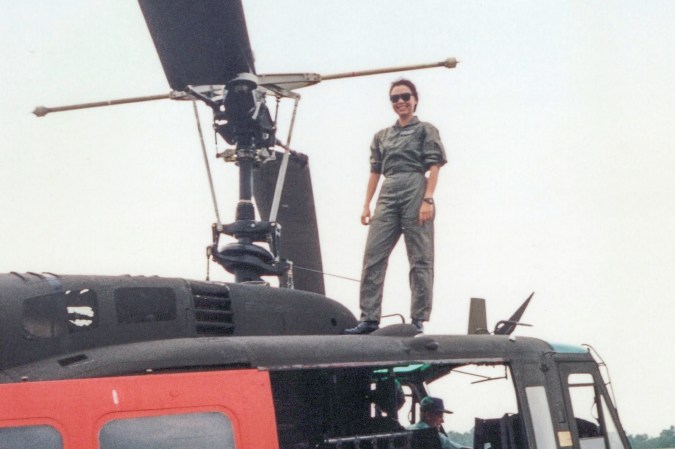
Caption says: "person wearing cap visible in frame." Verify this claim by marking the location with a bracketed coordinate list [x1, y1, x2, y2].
[345, 78, 447, 336]
[407, 396, 464, 449]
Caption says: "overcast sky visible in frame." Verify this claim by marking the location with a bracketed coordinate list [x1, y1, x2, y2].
[1, 0, 673, 436]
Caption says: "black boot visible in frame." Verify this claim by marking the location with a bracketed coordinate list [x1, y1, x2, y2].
[344, 321, 379, 335]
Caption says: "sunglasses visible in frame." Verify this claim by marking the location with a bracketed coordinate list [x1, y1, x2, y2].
[390, 93, 412, 103]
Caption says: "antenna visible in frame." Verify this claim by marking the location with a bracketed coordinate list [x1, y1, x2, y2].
[467, 293, 535, 336]
[468, 298, 489, 335]
[494, 292, 534, 335]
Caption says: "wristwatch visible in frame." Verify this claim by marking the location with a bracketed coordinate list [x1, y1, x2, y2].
[423, 198, 434, 205]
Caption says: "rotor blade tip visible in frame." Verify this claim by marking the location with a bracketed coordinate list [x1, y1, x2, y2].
[443, 58, 459, 68]
[32, 106, 49, 117]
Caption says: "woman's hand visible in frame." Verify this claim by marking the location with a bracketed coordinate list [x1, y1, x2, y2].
[418, 202, 434, 224]
[361, 206, 372, 225]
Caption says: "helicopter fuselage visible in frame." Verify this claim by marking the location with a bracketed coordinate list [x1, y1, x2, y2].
[0, 272, 631, 449]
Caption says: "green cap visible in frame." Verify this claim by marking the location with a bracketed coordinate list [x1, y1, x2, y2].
[420, 396, 453, 414]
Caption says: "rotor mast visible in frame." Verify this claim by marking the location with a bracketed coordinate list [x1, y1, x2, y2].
[187, 74, 288, 284]
[31, 54, 458, 286]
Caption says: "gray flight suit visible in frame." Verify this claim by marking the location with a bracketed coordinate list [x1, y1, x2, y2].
[359, 116, 447, 323]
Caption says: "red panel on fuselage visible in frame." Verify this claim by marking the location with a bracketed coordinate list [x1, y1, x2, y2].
[0, 369, 278, 449]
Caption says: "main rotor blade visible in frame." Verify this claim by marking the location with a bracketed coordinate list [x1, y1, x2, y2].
[253, 152, 325, 295]
[138, 0, 256, 90]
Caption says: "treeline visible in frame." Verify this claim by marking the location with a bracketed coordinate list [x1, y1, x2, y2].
[446, 430, 474, 447]
[447, 426, 675, 449]
[628, 426, 675, 449]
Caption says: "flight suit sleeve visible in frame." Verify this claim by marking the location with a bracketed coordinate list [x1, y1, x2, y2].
[369, 130, 383, 174]
[422, 123, 447, 170]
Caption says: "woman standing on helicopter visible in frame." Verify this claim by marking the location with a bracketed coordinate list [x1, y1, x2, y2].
[345, 79, 447, 335]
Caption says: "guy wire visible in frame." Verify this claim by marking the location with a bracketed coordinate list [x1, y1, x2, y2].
[293, 265, 360, 283]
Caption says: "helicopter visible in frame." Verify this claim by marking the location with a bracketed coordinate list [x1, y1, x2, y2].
[0, 2, 634, 449]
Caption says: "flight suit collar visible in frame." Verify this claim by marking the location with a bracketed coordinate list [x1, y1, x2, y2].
[393, 116, 420, 129]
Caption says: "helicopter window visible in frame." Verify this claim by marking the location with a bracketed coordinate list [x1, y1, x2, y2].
[0, 424, 62, 449]
[402, 363, 523, 449]
[371, 363, 529, 449]
[22, 289, 99, 338]
[114, 287, 177, 324]
[270, 364, 529, 449]
[99, 411, 234, 449]
[525, 386, 557, 449]
[22, 293, 67, 338]
[600, 395, 624, 449]
[566, 373, 625, 449]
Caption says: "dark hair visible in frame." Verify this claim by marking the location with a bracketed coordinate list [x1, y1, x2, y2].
[389, 78, 418, 111]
